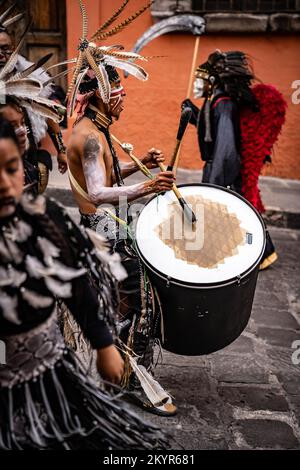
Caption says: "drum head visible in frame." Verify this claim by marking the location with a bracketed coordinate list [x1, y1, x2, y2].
[135, 184, 265, 286]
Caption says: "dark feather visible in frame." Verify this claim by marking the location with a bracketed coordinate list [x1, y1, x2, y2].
[90, 0, 129, 40]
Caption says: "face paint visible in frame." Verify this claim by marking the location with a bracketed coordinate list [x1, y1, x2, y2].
[193, 78, 205, 99]
[14, 126, 30, 152]
[109, 85, 124, 112]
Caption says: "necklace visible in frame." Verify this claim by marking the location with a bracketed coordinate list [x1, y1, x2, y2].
[87, 104, 112, 129]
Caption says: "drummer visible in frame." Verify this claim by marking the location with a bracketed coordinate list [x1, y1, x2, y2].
[67, 13, 176, 416]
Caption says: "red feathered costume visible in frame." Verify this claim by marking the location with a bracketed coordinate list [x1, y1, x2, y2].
[240, 84, 287, 213]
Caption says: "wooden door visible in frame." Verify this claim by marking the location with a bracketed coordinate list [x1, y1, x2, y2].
[7, 0, 67, 90]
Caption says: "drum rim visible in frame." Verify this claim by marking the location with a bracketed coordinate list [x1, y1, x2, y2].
[135, 183, 267, 289]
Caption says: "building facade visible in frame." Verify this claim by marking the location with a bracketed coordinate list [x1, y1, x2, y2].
[4, 0, 300, 179]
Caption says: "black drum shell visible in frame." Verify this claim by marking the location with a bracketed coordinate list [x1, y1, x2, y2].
[135, 183, 266, 356]
[146, 267, 259, 355]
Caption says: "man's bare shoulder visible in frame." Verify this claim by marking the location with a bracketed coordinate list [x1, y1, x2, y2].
[68, 123, 104, 154]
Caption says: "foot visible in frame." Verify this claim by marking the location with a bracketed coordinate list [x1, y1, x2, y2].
[259, 251, 278, 270]
[126, 389, 177, 417]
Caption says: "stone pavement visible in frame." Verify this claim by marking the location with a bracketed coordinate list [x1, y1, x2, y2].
[46, 162, 300, 450]
[139, 225, 300, 450]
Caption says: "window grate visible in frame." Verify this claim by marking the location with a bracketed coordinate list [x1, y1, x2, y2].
[191, 0, 300, 12]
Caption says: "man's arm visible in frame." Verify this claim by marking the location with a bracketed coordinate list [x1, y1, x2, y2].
[114, 148, 166, 182]
[81, 133, 175, 205]
[47, 118, 68, 174]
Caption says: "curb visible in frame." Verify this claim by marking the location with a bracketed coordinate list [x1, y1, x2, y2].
[45, 187, 300, 231]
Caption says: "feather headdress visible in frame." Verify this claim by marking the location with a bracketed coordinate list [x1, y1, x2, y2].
[0, 40, 65, 123]
[0, 1, 25, 32]
[61, 0, 152, 117]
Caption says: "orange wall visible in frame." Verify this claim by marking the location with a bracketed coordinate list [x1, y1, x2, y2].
[66, 0, 300, 180]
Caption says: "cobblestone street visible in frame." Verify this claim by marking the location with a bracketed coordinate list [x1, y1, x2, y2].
[47, 165, 300, 450]
[139, 226, 300, 450]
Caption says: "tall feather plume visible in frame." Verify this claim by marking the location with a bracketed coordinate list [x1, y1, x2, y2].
[93, 1, 153, 41]
[0, 20, 32, 80]
[90, 0, 130, 40]
[85, 48, 110, 102]
[2, 12, 25, 28]
[5, 79, 42, 97]
[44, 58, 77, 73]
[79, 0, 88, 40]
[99, 44, 125, 51]
[20, 100, 63, 123]
[68, 67, 88, 117]
[42, 67, 75, 88]
[100, 48, 147, 62]
[66, 50, 83, 99]
[104, 56, 148, 81]
[0, 2, 16, 25]
[0, 293, 20, 325]
[11, 53, 53, 81]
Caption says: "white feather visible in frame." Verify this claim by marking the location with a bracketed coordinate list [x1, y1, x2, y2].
[45, 277, 72, 298]
[0, 267, 27, 287]
[5, 79, 42, 97]
[68, 67, 88, 118]
[96, 62, 111, 104]
[37, 237, 60, 261]
[5, 220, 32, 243]
[5, 239, 23, 264]
[16, 55, 53, 96]
[21, 194, 46, 215]
[21, 289, 53, 308]
[85, 228, 127, 281]
[26, 255, 48, 279]
[51, 260, 86, 281]
[0, 292, 20, 325]
[104, 56, 148, 81]
[128, 356, 172, 407]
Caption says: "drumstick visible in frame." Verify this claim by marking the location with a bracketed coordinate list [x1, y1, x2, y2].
[157, 161, 197, 225]
[167, 108, 192, 172]
[111, 134, 197, 224]
[173, 35, 200, 173]
[111, 134, 153, 179]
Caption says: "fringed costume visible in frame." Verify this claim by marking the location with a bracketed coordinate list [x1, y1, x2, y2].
[0, 193, 169, 450]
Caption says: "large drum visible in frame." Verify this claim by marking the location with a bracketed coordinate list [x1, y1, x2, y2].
[135, 184, 266, 355]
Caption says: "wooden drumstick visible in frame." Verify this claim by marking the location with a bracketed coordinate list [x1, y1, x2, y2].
[157, 161, 197, 225]
[111, 134, 196, 224]
[173, 35, 200, 173]
[111, 134, 153, 179]
[167, 107, 192, 173]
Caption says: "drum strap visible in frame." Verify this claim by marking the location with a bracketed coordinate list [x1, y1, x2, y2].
[212, 96, 231, 110]
[68, 167, 131, 236]
[68, 167, 90, 202]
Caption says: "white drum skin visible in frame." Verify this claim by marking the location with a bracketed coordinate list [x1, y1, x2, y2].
[136, 184, 265, 286]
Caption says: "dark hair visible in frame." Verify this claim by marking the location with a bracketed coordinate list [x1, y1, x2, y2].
[0, 116, 20, 149]
[78, 65, 120, 95]
[200, 50, 258, 110]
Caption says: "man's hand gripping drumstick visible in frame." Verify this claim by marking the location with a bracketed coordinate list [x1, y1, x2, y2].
[111, 135, 197, 225]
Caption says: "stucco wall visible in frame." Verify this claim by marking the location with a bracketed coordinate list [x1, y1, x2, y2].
[66, 0, 300, 179]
